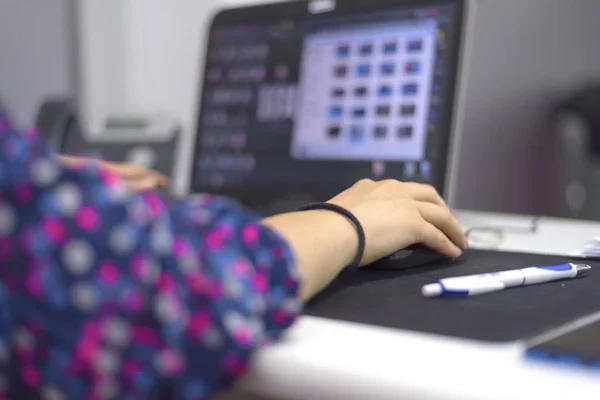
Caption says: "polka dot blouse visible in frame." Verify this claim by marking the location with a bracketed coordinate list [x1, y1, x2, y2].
[0, 108, 301, 399]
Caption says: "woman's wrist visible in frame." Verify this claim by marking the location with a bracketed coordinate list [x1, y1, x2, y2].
[263, 209, 357, 300]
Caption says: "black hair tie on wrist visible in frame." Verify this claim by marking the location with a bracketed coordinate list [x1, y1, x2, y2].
[295, 202, 366, 270]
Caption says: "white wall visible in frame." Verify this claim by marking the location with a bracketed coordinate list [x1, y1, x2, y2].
[77, 0, 129, 125]
[77, 0, 600, 213]
[0, 0, 77, 125]
[127, 0, 224, 194]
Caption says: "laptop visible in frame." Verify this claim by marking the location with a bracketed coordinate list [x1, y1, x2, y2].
[190, 0, 473, 215]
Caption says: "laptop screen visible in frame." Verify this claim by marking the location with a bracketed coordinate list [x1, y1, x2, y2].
[192, 0, 465, 204]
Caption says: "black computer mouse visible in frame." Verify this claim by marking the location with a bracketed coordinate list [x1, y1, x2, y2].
[367, 244, 454, 270]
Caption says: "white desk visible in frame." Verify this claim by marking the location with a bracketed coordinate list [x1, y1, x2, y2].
[233, 210, 600, 400]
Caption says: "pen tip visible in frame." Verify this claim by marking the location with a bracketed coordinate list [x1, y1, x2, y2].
[575, 264, 592, 275]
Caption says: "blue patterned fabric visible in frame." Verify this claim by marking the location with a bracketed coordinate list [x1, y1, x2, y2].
[0, 107, 301, 399]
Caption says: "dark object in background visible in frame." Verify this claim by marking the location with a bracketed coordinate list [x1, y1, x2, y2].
[35, 98, 81, 150]
[557, 85, 600, 157]
[553, 85, 600, 220]
[34, 98, 181, 181]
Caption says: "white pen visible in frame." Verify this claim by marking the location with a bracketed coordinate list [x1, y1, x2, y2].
[422, 263, 591, 297]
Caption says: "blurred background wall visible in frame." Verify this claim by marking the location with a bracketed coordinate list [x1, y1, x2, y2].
[0, 0, 78, 125]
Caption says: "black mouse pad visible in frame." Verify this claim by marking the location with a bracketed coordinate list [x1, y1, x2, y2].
[305, 249, 600, 342]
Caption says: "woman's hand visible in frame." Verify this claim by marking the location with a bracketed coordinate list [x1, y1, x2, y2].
[56, 154, 170, 192]
[327, 179, 467, 265]
[264, 179, 467, 300]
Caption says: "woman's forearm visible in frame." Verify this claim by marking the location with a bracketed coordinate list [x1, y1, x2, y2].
[264, 210, 357, 301]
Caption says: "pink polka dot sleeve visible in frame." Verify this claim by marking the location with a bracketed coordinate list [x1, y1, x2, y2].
[0, 109, 301, 399]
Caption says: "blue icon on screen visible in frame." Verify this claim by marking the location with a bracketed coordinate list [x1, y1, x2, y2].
[337, 44, 350, 57]
[381, 63, 395, 76]
[383, 42, 398, 54]
[405, 61, 421, 74]
[400, 104, 416, 116]
[354, 86, 368, 97]
[334, 65, 348, 78]
[352, 107, 367, 118]
[357, 64, 371, 77]
[420, 161, 431, 177]
[327, 125, 341, 138]
[378, 85, 393, 97]
[397, 125, 414, 139]
[332, 88, 345, 98]
[376, 105, 391, 117]
[374, 126, 388, 139]
[350, 126, 365, 143]
[402, 83, 418, 95]
[359, 43, 373, 56]
[407, 39, 423, 53]
[329, 105, 343, 118]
